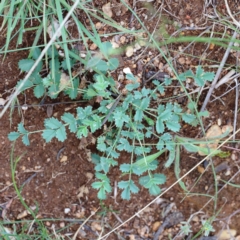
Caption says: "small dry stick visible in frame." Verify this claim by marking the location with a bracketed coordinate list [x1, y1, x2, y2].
[200, 30, 238, 112]
[233, 78, 239, 141]
[72, 207, 99, 240]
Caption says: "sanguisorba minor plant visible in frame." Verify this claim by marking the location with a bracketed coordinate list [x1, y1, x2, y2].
[8, 41, 215, 200]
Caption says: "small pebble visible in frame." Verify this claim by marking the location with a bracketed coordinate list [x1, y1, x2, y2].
[120, 36, 126, 44]
[59, 222, 65, 228]
[64, 208, 71, 214]
[231, 153, 236, 161]
[125, 46, 134, 57]
[90, 43, 98, 50]
[178, 57, 185, 64]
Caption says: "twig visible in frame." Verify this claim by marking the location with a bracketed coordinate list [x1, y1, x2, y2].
[101, 94, 123, 127]
[214, 70, 236, 89]
[200, 30, 238, 112]
[224, 0, 240, 28]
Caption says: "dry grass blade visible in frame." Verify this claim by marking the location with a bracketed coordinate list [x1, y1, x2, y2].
[200, 30, 238, 112]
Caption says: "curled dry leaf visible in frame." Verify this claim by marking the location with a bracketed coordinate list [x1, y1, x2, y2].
[59, 73, 71, 91]
[221, 125, 233, 134]
[17, 206, 36, 219]
[198, 125, 222, 156]
[102, 2, 113, 18]
[47, 19, 61, 39]
[77, 185, 89, 198]
[91, 222, 102, 231]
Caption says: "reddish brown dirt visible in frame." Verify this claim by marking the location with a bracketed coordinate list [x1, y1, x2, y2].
[1, 0, 240, 239]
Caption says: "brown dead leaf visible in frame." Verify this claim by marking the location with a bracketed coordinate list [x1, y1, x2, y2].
[78, 137, 88, 150]
[95, 96, 103, 103]
[152, 221, 161, 231]
[60, 155, 68, 162]
[77, 185, 89, 198]
[102, 3, 113, 18]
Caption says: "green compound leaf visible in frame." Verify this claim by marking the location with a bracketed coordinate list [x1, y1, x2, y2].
[118, 180, 139, 200]
[158, 109, 172, 121]
[97, 136, 107, 152]
[178, 69, 194, 81]
[18, 123, 28, 134]
[108, 58, 119, 71]
[95, 157, 117, 173]
[93, 75, 109, 91]
[42, 129, 56, 143]
[121, 130, 135, 139]
[92, 173, 112, 200]
[113, 111, 130, 128]
[86, 88, 97, 98]
[133, 90, 142, 99]
[125, 82, 140, 91]
[8, 132, 20, 141]
[22, 134, 30, 146]
[77, 106, 93, 119]
[141, 97, 150, 110]
[134, 109, 144, 122]
[126, 73, 137, 81]
[34, 84, 45, 98]
[55, 125, 67, 142]
[117, 138, 134, 153]
[91, 153, 101, 164]
[95, 60, 109, 72]
[65, 78, 79, 99]
[133, 160, 158, 175]
[182, 113, 196, 124]
[31, 47, 41, 60]
[156, 118, 164, 134]
[157, 139, 164, 151]
[92, 181, 103, 189]
[18, 59, 35, 72]
[86, 56, 102, 69]
[139, 173, 166, 195]
[44, 118, 62, 129]
[77, 125, 88, 138]
[195, 66, 214, 86]
[105, 147, 120, 159]
[101, 41, 114, 57]
[16, 79, 33, 92]
[61, 113, 77, 133]
[120, 163, 131, 173]
[166, 121, 181, 132]
[164, 148, 176, 168]
[161, 133, 172, 141]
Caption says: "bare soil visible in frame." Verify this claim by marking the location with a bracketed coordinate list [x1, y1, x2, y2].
[1, 0, 240, 239]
